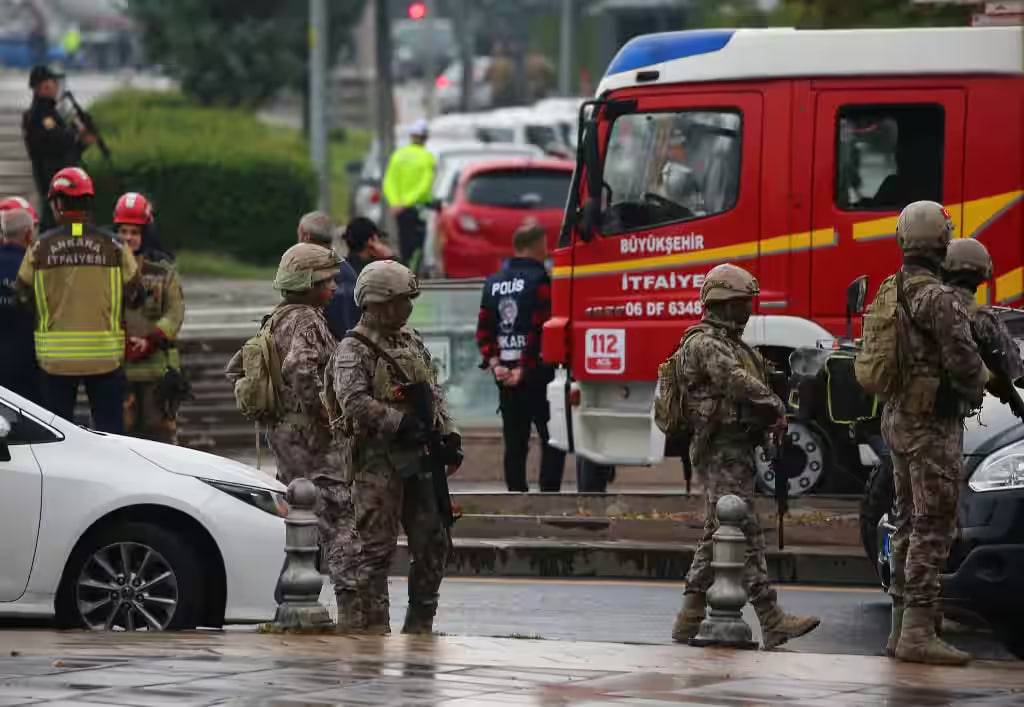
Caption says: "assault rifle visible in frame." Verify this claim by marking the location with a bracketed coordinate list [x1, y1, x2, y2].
[397, 380, 463, 529]
[347, 330, 462, 528]
[976, 336, 1024, 422]
[766, 425, 789, 551]
[61, 90, 111, 161]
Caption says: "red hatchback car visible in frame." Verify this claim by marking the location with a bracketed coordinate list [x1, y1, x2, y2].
[435, 158, 574, 279]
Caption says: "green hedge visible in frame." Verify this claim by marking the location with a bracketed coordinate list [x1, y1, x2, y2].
[84, 90, 316, 266]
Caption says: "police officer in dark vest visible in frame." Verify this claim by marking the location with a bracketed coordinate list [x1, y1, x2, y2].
[22, 65, 95, 232]
[475, 223, 565, 492]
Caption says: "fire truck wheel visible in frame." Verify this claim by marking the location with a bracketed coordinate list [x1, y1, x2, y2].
[754, 421, 827, 497]
[576, 458, 614, 493]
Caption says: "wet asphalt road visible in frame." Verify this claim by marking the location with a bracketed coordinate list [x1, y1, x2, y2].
[314, 578, 1019, 662]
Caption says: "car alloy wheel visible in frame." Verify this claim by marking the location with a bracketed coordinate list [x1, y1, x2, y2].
[75, 541, 180, 631]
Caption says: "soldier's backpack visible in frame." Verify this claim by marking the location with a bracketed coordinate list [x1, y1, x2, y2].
[854, 273, 932, 396]
[653, 324, 711, 453]
[233, 310, 286, 423]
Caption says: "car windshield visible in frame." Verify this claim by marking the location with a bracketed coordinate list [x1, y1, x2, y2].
[477, 126, 516, 143]
[464, 168, 570, 209]
[600, 109, 742, 233]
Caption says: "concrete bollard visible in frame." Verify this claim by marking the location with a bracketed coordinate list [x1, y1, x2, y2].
[260, 478, 334, 633]
[689, 494, 758, 649]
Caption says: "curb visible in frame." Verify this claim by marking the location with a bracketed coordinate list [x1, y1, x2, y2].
[389, 538, 880, 586]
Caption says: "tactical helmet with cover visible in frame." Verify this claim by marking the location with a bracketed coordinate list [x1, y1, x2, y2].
[354, 259, 419, 307]
[699, 263, 760, 305]
[273, 243, 341, 293]
[896, 200, 954, 253]
[943, 238, 993, 280]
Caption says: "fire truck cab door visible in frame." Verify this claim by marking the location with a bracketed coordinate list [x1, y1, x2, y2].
[809, 87, 966, 334]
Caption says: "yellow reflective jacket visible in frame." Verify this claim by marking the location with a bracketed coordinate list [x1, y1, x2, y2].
[17, 222, 139, 376]
[124, 254, 185, 382]
[382, 143, 435, 208]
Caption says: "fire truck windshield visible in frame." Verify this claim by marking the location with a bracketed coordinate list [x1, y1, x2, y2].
[599, 110, 741, 235]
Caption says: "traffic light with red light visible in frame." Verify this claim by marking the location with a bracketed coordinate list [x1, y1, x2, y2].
[408, 1, 426, 20]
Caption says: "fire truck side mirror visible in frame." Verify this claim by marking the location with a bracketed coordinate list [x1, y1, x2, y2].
[846, 275, 868, 317]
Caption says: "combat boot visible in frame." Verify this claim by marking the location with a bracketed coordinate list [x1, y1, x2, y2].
[401, 603, 437, 635]
[885, 597, 904, 658]
[671, 592, 706, 643]
[335, 590, 358, 634]
[367, 602, 392, 635]
[895, 606, 971, 666]
[755, 603, 821, 650]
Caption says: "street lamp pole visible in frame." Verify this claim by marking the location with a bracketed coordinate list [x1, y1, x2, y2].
[309, 0, 330, 213]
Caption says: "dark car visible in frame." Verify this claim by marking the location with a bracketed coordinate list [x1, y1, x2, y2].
[861, 308, 1024, 659]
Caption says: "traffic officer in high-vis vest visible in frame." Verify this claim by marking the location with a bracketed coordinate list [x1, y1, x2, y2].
[15, 167, 140, 433]
[114, 192, 185, 443]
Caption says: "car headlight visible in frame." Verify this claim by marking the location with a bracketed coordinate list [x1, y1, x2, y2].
[200, 478, 288, 517]
[969, 439, 1024, 492]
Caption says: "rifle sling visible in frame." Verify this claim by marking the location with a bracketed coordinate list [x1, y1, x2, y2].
[345, 330, 412, 385]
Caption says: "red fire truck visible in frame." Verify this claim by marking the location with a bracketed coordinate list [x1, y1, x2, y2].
[542, 26, 1024, 492]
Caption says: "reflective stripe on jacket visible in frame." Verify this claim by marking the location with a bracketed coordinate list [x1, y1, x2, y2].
[18, 223, 139, 376]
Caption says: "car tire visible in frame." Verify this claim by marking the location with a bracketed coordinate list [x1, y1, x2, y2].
[860, 456, 894, 580]
[56, 521, 203, 631]
[576, 457, 614, 493]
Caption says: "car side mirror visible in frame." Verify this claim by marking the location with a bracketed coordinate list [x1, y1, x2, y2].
[0, 416, 10, 462]
[0, 415, 10, 440]
[847, 275, 868, 316]
[845, 274, 869, 341]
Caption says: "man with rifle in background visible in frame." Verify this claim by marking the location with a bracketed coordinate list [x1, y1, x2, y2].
[22, 66, 97, 232]
[656, 263, 819, 650]
[941, 238, 1024, 418]
[325, 259, 463, 636]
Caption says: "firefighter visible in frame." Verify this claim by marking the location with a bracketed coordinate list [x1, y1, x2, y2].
[0, 205, 41, 405]
[22, 66, 95, 232]
[15, 167, 140, 433]
[475, 223, 565, 492]
[115, 192, 186, 444]
[382, 120, 435, 271]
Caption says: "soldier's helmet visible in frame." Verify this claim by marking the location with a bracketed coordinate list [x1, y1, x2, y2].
[273, 243, 341, 292]
[354, 259, 419, 307]
[700, 263, 760, 305]
[944, 238, 993, 280]
[896, 200, 954, 253]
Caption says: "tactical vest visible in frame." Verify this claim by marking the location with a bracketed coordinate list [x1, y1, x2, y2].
[124, 255, 181, 382]
[31, 224, 128, 376]
[345, 327, 438, 480]
[481, 257, 546, 366]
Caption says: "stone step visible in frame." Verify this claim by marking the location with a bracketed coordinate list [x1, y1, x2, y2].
[453, 511, 860, 547]
[402, 537, 877, 585]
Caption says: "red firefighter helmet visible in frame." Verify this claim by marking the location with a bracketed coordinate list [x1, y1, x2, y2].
[113, 192, 153, 225]
[48, 167, 95, 200]
[0, 196, 38, 225]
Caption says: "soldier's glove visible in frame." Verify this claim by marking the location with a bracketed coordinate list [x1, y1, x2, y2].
[395, 414, 427, 446]
[441, 432, 464, 468]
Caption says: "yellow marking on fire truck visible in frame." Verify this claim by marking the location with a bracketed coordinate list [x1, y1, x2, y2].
[553, 190, 1022, 280]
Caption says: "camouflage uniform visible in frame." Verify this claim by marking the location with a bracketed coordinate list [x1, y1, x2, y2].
[227, 243, 349, 608]
[324, 259, 459, 636]
[882, 202, 987, 666]
[668, 263, 820, 650]
[122, 254, 185, 443]
[942, 238, 1024, 385]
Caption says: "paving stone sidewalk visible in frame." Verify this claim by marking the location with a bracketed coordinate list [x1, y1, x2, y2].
[0, 630, 1020, 706]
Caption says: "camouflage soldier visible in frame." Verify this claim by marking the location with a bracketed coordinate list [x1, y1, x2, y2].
[325, 259, 461, 635]
[668, 263, 820, 650]
[883, 202, 987, 666]
[262, 243, 343, 487]
[226, 243, 349, 608]
[942, 238, 1024, 385]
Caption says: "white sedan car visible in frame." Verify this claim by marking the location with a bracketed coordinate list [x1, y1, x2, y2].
[0, 387, 285, 631]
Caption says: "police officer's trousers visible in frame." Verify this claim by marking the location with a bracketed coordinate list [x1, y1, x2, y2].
[499, 378, 566, 492]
